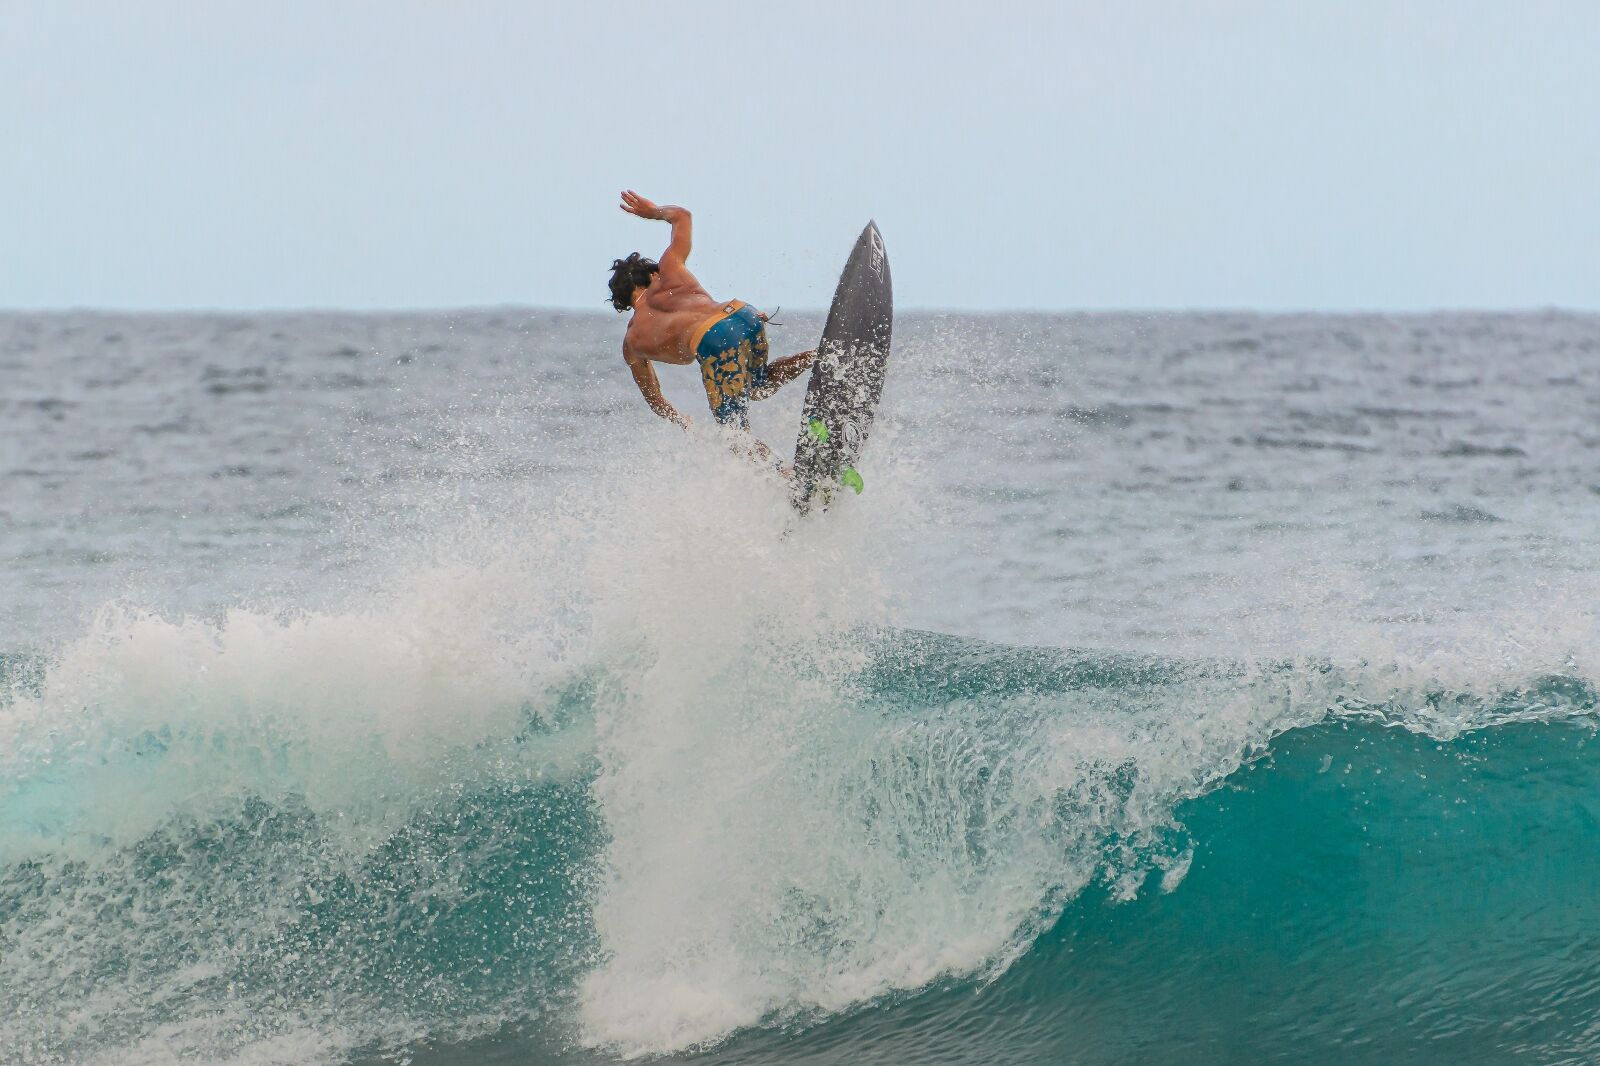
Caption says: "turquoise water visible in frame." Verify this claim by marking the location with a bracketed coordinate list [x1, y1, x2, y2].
[3, 311, 1599, 1063]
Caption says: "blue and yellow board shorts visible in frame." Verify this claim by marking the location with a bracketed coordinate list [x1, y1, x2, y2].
[690, 301, 770, 428]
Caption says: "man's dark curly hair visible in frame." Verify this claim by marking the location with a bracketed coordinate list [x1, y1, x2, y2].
[608, 253, 659, 312]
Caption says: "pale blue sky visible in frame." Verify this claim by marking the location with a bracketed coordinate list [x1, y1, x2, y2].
[3, 1, 1597, 311]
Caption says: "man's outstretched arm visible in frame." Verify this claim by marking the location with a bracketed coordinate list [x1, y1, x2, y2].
[620, 190, 692, 271]
[625, 345, 690, 429]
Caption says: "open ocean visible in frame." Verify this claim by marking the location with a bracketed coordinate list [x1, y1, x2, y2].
[3, 308, 1599, 1064]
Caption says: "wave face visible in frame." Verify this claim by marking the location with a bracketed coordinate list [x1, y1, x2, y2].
[5, 623, 1599, 1065]
[4, 310, 1600, 1065]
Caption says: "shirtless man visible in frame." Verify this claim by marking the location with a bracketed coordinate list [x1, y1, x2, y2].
[611, 190, 813, 462]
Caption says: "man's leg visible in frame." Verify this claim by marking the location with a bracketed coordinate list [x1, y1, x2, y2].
[748, 350, 815, 401]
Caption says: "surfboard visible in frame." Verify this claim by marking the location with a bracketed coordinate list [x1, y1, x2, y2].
[791, 221, 894, 514]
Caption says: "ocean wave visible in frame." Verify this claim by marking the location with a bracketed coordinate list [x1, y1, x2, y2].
[5, 406, 1599, 1063]
[3, 591, 1595, 1065]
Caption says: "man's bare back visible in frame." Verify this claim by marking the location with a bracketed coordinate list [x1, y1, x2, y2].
[610, 190, 814, 438]
[617, 199, 720, 366]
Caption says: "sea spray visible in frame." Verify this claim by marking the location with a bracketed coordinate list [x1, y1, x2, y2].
[571, 452, 1314, 1054]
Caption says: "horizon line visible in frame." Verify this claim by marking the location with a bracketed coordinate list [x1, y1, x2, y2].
[2, 303, 1597, 318]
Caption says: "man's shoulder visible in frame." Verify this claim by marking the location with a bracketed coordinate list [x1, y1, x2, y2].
[623, 314, 662, 364]
[656, 256, 698, 281]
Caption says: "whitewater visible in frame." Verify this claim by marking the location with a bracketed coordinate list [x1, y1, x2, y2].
[3, 310, 1599, 1064]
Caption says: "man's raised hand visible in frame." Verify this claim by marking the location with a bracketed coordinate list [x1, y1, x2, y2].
[620, 190, 663, 220]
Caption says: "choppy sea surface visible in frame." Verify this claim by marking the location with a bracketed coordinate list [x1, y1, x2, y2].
[2, 309, 1599, 1065]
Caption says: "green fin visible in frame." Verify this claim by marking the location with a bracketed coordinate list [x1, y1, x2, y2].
[807, 417, 830, 443]
[839, 466, 864, 494]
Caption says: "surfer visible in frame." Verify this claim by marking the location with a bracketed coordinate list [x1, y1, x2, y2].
[611, 190, 814, 465]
